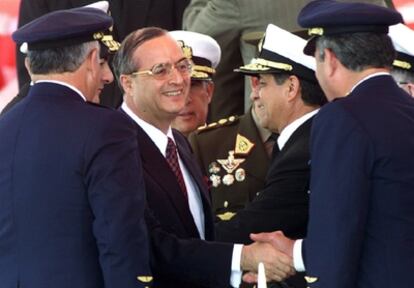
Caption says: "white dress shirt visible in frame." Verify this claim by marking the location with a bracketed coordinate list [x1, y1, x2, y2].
[122, 102, 243, 287]
[122, 103, 206, 238]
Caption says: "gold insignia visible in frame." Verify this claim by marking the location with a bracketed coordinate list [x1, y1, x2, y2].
[101, 35, 121, 52]
[218, 118, 228, 125]
[308, 27, 324, 36]
[217, 211, 236, 221]
[304, 276, 318, 283]
[197, 123, 208, 131]
[393, 59, 412, 70]
[217, 151, 245, 174]
[235, 134, 255, 155]
[208, 122, 218, 128]
[228, 116, 236, 122]
[177, 40, 193, 59]
[93, 32, 104, 40]
[254, 58, 293, 71]
[137, 276, 153, 283]
[257, 32, 265, 53]
[93, 32, 120, 52]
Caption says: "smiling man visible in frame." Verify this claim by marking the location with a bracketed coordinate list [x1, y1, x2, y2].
[214, 23, 326, 288]
[169, 30, 221, 136]
[113, 26, 295, 288]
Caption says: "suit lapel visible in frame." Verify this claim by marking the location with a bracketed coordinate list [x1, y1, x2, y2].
[173, 130, 215, 239]
[135, 125, 200, 237]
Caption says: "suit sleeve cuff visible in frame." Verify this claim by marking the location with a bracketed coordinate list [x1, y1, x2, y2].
[230, 244, 243, 287]
[293, 239, 306, 272]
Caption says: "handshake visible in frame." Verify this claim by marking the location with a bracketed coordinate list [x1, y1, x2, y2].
[241, 231, 296, 283]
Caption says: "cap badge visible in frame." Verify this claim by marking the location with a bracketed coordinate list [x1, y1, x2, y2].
[177, 40, 193, 59]
[393, 59, 411, 70]
[308, 27, 324, 36]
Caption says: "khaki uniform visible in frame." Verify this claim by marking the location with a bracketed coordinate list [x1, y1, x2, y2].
[188, 111, 270, 221]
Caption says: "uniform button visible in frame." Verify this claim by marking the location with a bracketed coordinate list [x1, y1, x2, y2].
[256, 192, 260, 196]
[224, 201, 229, 208]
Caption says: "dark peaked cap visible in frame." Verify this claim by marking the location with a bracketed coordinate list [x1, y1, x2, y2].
[297, 0, 403, 55]
[12, 7, 114, 52]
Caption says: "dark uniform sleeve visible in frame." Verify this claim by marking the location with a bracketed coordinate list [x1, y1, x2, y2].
[303, 104, 374, 288]
[84, 111, 152, 288]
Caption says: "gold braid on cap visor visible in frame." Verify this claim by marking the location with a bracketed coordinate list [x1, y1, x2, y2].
[239, 58, 293, 71]
[393, 59, 412, 70]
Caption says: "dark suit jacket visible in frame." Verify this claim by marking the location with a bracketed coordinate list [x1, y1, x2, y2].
[16, 0, 189, 108]
[304, 75, 414, 288]
[215, 118, 312, 244]
[215, 117, 313, 288]
[0, 82, 30, 115]
[128, 120, 234, 288]
[0, 82, 150, 288]
[189, 111, 270, 220]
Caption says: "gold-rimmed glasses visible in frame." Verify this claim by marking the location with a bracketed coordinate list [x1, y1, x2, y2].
[131, 58, 193, 80]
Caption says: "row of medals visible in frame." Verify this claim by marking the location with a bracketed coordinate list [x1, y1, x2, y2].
[208, 150, 246, 187]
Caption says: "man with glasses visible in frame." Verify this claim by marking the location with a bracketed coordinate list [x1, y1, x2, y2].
[112, 26, 295, 288]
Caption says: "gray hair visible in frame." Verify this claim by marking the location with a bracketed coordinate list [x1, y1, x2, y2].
[316, 33, 396, 72]
[391, 68, 414, 85]
[27, 41, 98, 75]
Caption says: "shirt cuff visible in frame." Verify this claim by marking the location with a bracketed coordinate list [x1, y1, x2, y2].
[230, 244, 243, 287]
[293, 239, 306, 272]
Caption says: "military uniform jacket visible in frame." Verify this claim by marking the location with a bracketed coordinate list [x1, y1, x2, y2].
[215, 117, 312, 244]
[0, 82, 151, 288]
[129, 122, 234, 288]
[189, 112, 270, 222]
[304, 75, 414, 288]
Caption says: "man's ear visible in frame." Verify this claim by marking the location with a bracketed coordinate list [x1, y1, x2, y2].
[286, 75, 301, 102]
[85, 47, 99, 72]
[323, 48, 339, 78]
[24, 57, 32, 76]
[120, 74, 133, 95]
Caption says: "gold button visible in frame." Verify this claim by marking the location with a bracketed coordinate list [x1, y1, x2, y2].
[224, 201, 229, 208]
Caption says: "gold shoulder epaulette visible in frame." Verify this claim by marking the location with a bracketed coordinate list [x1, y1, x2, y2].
[196, 115, 239, 133]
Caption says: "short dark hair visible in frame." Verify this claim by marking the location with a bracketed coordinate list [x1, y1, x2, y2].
[316, 32, 396, 72]
[112, 27, 167, 90]
[27, 41, 96, 74]
[271, 73, 327, 106]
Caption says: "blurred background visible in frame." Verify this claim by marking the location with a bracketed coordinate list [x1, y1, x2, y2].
[0, 0, 413, 112]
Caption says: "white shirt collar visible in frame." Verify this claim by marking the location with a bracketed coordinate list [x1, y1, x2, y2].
[121, 102, 174, 156]
[349, 72, 390, 94]
[277, 109, 319, 150]
[35, 80, 86, 101]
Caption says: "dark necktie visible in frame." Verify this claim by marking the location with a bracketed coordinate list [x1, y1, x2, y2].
[270, 133, 280, 160]
[165, 137, 188, 198]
